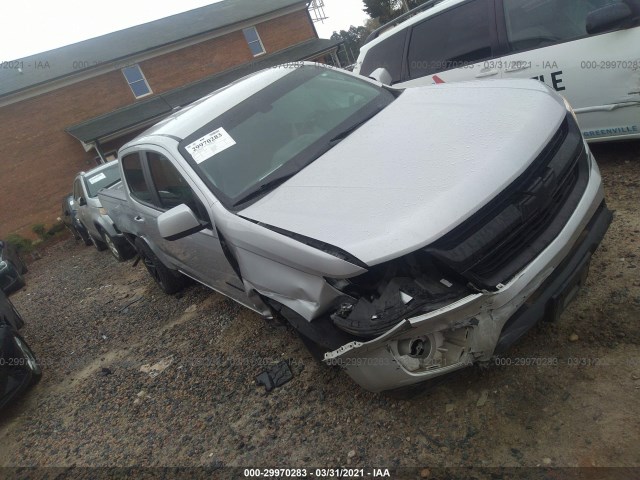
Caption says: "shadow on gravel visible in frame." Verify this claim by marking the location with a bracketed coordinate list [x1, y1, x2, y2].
[590, 140, 640, 163]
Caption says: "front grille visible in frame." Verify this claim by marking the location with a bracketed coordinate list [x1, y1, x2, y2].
[425, 114, 589, 290]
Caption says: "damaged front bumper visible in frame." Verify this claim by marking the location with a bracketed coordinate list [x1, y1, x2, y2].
[324, 158, 611, 392]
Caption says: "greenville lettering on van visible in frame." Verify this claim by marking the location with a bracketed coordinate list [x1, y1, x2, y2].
[531, 71, 565, 92]
[583, 125, 639, 138]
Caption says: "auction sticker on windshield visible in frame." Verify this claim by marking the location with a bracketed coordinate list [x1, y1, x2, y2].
[88, 172, 107, 184]
[186, 127, 236, 163]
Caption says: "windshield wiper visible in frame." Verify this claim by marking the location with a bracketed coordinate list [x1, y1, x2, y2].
[232, 172, 296, 207]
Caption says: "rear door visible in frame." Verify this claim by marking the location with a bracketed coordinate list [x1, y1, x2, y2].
[398, 0, 500, 87]
[496, 0, 640, 140]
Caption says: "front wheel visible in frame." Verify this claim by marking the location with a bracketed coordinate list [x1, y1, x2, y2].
[67, 224, 81, 241]
[77, 225, 93, 246]
[134, 239, 186, 294]
[90, 233, 107, 251]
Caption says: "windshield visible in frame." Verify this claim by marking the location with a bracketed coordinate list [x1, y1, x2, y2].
[179, 66, 396, 207]
[84, 164, 121, 198]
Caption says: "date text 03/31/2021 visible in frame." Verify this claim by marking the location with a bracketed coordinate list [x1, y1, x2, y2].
[243, 468, 391, 478]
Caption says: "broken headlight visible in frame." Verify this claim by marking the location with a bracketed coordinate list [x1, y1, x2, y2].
[327, 251, 471, 338]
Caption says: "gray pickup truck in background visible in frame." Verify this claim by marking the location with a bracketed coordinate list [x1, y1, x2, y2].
[98, 63, 611, 392]
[73, 161, 134, 261]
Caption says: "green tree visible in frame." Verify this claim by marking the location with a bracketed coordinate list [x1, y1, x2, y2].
[362, 0, 431, 24]
[330, 19, 379, 65]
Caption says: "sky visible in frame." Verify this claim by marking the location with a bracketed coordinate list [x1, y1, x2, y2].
[0, 0, 368, 61]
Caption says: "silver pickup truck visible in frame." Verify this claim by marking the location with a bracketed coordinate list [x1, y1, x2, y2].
[73, 161, 134, 261]
[99, 63, 611, 392]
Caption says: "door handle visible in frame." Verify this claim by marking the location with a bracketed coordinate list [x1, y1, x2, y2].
[134, 216, 145, 223]
[475, 68, 499, 78]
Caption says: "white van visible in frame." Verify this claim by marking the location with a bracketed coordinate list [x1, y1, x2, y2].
[355, 0, 640, 142]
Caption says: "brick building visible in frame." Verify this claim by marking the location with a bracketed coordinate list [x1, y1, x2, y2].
[0, 0, 341, 237]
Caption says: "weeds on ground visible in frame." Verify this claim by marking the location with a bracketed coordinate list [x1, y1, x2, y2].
[5, 233, 33, 254]
[7, 221, 69, 255]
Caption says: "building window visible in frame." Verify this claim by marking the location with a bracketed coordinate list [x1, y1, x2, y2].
[122, 64, 152, 98]
[242, 27, 266, 56]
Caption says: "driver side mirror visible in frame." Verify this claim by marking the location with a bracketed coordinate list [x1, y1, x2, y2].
[586, 2, 634, 34]
[157, 204, 206, 241]
[78, 197, 86, 206]
[369, 68, 392, 86]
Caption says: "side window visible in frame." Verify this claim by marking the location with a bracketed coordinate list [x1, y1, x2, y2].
[503, 0, 620, 52]
[122, 153, 153, 204]
[407, 0, 492, 79]
[146, 152, 210, 224]
[359, 30, 407, 84]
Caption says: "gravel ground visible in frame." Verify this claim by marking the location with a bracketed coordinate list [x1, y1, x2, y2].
[0, 141, 639, 475]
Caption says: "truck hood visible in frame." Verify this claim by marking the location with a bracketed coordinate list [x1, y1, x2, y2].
[240, 80, 567, 267]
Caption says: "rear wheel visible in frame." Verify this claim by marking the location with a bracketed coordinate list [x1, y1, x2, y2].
[134, 239, 186, 294]
[102, 231, 135, 262]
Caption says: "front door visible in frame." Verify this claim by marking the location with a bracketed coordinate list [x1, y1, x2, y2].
[497, 0, 640, 140]
[136, 147, 247, 302]
[398, 0, 499, 87]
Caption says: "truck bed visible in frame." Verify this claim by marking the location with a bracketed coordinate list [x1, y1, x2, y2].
[98, 185, 136, 236]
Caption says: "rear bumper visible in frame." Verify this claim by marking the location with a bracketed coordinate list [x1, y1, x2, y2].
[324, 154, 610, 392]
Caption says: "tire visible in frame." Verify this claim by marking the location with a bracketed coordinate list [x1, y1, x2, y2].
[134, 239, 186, 294]
[12, 274, 26, 292]
[13, 334, 42, 384]
[78, 227, 92, 246]
[67, 225, 81, 241]
[102, 231, 135, 262]
[90, 233, 108, 251]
